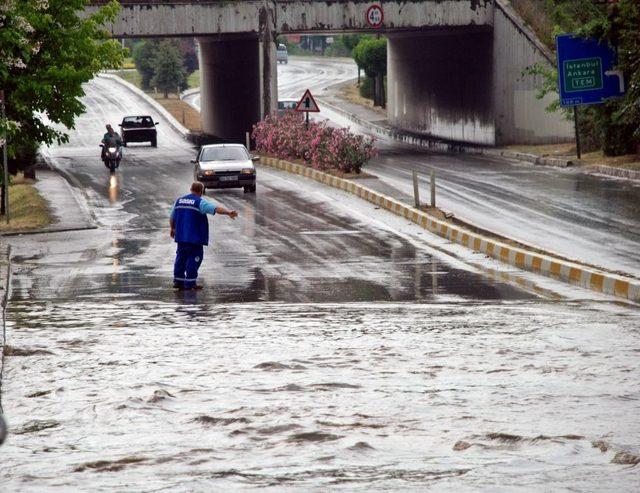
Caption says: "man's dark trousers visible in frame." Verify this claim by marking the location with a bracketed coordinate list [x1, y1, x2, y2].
[174, 243, 204, 289]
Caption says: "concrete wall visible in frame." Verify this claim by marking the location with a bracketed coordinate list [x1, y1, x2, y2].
[199, 37, 262, 142]
[277, 0, 492, 33]
[87, 0, 493, 37]
[388, 30, 496, 145]
[90, 0, 571, 146]
[492, 1, 573, 144]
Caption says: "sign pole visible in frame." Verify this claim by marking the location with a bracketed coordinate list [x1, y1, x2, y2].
[0, 90, 8, 221]
[295, 89, 320, 128]
[573, 106, 581, 160]
[412, 170, 420, 209]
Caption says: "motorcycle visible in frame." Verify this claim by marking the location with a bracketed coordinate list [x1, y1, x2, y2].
[100, 143, 122, 173]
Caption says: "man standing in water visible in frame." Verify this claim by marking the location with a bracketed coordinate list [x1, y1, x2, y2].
[170, 182, 238, 290]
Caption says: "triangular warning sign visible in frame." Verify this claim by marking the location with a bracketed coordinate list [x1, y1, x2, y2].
[295, 89, 320, 113]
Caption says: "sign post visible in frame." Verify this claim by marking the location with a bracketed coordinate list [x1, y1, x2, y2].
[0, 90, 8, 222]
[556, 34, 626, 159]
[295, 89, 320, 129]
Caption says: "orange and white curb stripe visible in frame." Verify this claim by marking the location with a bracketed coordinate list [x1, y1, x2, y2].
[259, 157, 640, 303]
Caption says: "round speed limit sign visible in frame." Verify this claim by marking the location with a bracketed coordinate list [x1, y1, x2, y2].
[366, 4, 384, 28]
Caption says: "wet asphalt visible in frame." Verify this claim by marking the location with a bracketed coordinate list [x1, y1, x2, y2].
[13, 76, 533, 305]
[1, 66, 640, 491]
[189, 57, 640, 277]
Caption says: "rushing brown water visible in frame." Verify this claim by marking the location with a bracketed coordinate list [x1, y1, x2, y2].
[1, 299, 639, 491]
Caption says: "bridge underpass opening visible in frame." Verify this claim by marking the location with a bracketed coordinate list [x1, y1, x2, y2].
[198, 37, 267, 143]
[388, 29, 495, 146]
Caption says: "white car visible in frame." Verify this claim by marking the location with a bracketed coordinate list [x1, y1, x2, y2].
[192, 144, 257, 193]
[277, 99, 298, 117]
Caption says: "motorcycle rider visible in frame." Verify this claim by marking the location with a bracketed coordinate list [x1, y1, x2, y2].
[101, 124, 123, 167]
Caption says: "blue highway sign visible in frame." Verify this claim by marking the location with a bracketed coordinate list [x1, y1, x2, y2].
[556, 34, 625, 107]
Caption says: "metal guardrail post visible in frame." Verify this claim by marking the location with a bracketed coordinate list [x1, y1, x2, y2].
[430, 169, 436, 208]
[412, 169, 420, 208]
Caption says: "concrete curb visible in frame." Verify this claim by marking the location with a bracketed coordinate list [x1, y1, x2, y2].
[98, 73, 190, 138]
[180, 88, 200, 100]
[586, 165, 640, 182]
[319, 96, 574, 168]
[259, 156, 640, 303]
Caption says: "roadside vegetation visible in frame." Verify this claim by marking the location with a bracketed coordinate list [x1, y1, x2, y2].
[252, 112, 376, 175]
[278, 34, 388, 109]
[0, 0, 125, 175]
[116, 38, 201, 131]
[0, 174, 52, 232]
[514, 0, 640, 158]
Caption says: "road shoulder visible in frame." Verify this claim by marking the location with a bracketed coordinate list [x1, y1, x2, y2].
[259, 155, 640, 304]
[0, 168, 96, 237]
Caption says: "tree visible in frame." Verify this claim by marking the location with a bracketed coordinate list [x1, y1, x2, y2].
[179, 38, 199, 75]
[353, 37, 387, 107]
[0, 0, 124, 169]
[151, 41, 186, 98]
[523, 0, 640, 156]
[132, 40, 161, 90]
[581, 1, 640, 155]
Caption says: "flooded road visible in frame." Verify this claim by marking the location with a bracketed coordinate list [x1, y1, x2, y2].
[1, 76, 639, 491]
[3, 299, 640, 491]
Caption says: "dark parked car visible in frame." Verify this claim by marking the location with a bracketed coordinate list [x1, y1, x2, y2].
[119, 115, 159, 147]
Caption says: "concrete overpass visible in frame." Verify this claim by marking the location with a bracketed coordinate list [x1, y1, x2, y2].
[89, 0, 572, 145]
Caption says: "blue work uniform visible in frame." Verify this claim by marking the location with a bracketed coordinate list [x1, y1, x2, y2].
[170, 193, 217, 288]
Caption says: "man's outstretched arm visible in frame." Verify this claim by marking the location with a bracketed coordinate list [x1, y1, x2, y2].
[199, 198, 237, 219]
[215, 205, 238, 219]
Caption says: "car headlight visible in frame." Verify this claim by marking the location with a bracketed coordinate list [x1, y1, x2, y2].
[241, 168, 255, 175]
[108, 147, 117, 153]
[203, 170, 215, 176]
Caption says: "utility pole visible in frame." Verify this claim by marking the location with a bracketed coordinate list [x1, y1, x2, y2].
[0, 90, 8, 222]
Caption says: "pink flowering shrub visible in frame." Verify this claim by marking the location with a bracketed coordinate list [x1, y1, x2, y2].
[252, 111, 377, 173]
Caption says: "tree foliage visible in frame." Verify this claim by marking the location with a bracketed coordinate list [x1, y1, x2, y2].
[133, 39, 191, 94]
[132, 40, 160, 90]
[0, 0, 125, 165]
[353, 37, 387, 107]
[151, 41, 187, 98]
[581, 1, 640, 153]
[523, 0, 640, 155]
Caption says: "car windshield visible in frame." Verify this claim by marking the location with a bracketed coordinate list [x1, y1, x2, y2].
[122, 116, 154, 127]
[200, 146, 248, 162]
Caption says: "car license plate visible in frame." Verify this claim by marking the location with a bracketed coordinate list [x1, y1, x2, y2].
[219, 175, 237, 182]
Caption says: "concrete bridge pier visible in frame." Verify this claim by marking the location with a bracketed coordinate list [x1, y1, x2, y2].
[198, 35, 277, 143]
[387, 30, 496, 146]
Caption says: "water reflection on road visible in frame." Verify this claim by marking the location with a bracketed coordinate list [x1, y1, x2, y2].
[2, 299, 639, 490]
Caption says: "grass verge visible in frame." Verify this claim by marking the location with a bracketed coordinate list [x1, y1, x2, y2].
[151, 96, 202, 132]
[337, 82, 386, 117]
[0, 174, 53, 232]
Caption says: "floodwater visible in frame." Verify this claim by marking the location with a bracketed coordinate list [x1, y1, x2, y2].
[2, 299, 639, 491]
